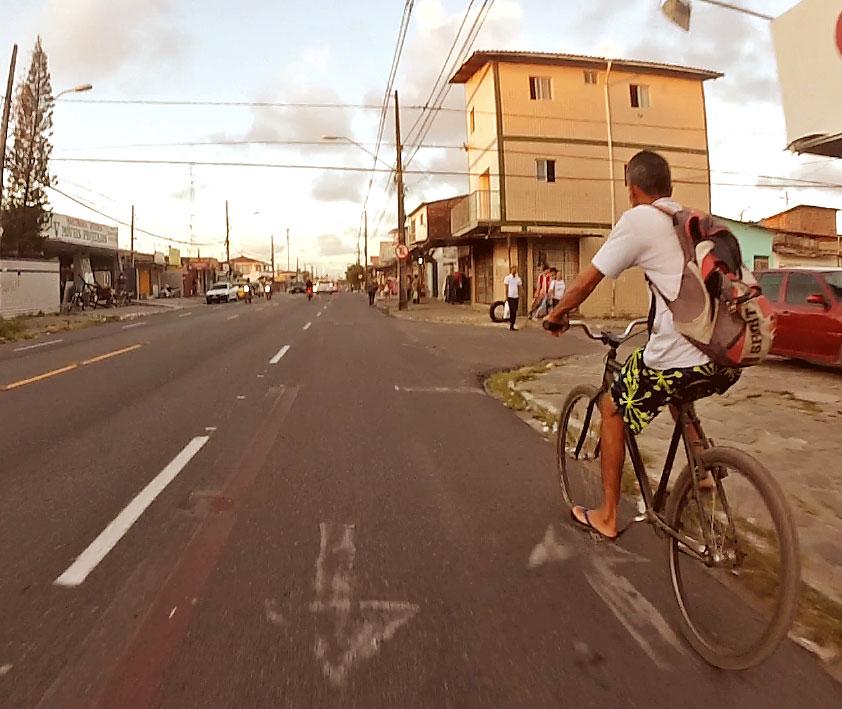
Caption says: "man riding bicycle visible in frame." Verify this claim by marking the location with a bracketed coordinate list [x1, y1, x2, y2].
[544, 150, 740, 540]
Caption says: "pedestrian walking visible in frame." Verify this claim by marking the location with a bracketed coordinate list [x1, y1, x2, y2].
[412, 275, 421, 304]
[367, 279, 378, 306]
[529, 263, 552, 318]
[549, 267, 566, 308]
[503, 265, 522, 331]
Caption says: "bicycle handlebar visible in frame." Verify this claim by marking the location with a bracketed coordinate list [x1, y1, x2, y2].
[543, 317, 648, 345]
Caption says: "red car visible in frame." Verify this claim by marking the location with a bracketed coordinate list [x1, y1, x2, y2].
[756, 268, 842, 365]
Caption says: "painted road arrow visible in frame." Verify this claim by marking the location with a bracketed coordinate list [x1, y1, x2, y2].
[308, 522, 419, 687]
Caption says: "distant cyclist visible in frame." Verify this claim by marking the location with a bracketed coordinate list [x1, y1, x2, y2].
[305, 278, 314, 301]
[543, 150, 740, 540]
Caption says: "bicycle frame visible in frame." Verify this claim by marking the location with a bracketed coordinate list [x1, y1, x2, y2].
[574, 343, 725, 564]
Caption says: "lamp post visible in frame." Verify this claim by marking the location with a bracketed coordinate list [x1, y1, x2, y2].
[55, 83, 93, 100]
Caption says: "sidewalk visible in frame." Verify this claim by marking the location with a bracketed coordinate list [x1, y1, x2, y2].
[490, 348, 842, 663]
[378, 297, 547, 328]
[0, 297, 199, 344]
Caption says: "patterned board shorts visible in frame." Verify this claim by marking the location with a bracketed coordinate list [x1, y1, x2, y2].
[610, 348, 741, 434]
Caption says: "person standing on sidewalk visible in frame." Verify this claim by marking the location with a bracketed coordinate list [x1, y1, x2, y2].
[503, 265, 522, 331]
[367, 278, 378, 306]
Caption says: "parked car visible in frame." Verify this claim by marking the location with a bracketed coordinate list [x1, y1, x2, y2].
[315, 280, 337, 294]
[756, 267, 842, 365]
[288, 281, 306, 294]
[206, 282, 238, 304]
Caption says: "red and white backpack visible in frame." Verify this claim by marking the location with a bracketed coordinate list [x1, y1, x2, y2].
[649, 205, 775, 368]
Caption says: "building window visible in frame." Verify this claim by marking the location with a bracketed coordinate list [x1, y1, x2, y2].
[469, 107, 475, 133]
[536, 159, 556, 183]
[583, 70, 598, 85]
[630, 84, 650, 108]
[753, 255, 769, 271]
[529, 76, 552, 100]
[420, 212, 425, 226]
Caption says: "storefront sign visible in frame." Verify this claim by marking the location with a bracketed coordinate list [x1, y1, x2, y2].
[154, 251, 166, 266]
[168, 247, 181, 268]
[47, 213, 118, 251]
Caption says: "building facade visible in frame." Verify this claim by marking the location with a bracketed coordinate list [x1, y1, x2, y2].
[448, 50, 720, 316]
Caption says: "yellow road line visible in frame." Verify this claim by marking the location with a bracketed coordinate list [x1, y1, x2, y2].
[3, 364, 79, 391]
[81, 344, 143, 366]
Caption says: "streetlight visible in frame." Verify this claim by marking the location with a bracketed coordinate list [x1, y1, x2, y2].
[320, 135, 393, 169]
[55, 83, 93, 99]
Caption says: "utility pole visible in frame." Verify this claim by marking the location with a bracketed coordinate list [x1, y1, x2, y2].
[0, 44, 18, 223]
[129, 205, 136, 296]
[224, 200, 231, 276]
[270, 233, 275, 280]
[394, 90, 407, 311]
[286, 227, 290, 272]
[363, 209, 369, 285]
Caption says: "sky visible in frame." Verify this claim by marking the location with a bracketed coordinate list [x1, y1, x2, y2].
[2, 0, 840, 276]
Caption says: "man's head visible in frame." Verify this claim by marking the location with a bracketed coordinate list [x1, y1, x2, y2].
[549, 267, 558, 276]
[626, 150, 672, 206]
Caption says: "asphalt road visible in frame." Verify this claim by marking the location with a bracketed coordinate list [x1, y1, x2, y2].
[0, 294, 839, 708]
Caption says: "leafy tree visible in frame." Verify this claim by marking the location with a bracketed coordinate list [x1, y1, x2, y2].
[346, 263, 364, 291]
[1, 37, 54, 257]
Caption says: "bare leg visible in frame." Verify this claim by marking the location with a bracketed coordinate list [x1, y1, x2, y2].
[573, 391, 624, 537]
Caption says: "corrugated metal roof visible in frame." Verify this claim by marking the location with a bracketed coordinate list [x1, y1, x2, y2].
[449, 50, 722, 84]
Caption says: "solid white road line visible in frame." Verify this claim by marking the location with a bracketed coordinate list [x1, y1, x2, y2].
[121, 321, 148, 330]
[269, 345, 290, 364]
[54, 436, 210, 588]
[13, 339, 63, 352]
[303, 322, 312, 331]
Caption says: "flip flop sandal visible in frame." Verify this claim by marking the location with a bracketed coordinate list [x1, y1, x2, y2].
[569, 507, 621, 542]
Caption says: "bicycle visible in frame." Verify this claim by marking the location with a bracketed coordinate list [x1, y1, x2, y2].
[550, 318, 800, 670]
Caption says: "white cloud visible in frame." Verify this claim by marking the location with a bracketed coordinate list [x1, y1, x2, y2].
[311, 171, 365, 203]
[38, 0, 188, 83]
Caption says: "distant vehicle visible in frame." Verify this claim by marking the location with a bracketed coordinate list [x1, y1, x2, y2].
[315, 280, 337, 294]
[288, 281, 306, 294]
[756, 267, 842, 365]
[206, 282, 238, 304]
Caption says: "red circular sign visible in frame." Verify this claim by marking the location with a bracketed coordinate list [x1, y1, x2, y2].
[837, 11, 842, 55]
[395, 244, 409, 260]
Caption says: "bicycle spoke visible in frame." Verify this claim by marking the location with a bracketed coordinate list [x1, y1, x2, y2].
[667, 449, 799, 668]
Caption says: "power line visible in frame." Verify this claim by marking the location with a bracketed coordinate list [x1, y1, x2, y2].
[48, 184, 225, 247]
[48, 156, 842, 190]
[50, 96, 787, 136]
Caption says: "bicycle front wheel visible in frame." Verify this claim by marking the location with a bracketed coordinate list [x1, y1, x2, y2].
[665, 447, 800, 669]
[556, 385, 603, 510]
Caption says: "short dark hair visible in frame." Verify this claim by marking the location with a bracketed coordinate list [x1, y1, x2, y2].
[626, 150, 672, 198]
[549, 267, 558, 274]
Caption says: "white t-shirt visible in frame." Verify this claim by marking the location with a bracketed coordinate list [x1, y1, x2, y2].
[503, 274, 522, 299]
[591, 198, 709, 370]
[551, 278, 566, 300]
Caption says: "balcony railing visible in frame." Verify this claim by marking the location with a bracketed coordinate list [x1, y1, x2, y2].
[450, 190, 501, 237]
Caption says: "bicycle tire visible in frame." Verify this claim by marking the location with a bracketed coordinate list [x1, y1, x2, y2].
[556, 384, 603, 509]
[665, 447, 800, 669]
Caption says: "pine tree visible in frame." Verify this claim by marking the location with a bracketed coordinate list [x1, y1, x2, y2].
[1, 37, 54, 258]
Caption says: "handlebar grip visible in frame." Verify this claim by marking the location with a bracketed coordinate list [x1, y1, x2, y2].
[542, 319, 566, 333]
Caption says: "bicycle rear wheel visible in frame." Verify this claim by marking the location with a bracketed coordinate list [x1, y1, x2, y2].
[556, 385, 603, 510]
[665, 447, 800, 669]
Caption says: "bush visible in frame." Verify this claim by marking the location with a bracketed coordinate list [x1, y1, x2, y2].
[0, 317, 26, 342]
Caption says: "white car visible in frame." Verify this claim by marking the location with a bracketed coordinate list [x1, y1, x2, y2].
[315, 280, 337, 294]
[206, 282, 238, 304]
